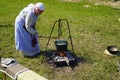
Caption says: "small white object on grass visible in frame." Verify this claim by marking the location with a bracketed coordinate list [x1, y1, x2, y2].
[118, 18, 120, 22]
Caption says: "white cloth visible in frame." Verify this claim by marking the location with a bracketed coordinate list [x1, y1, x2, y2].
[35, 2, 44, 11]
[15, 4, 40, 56]
[18, 4, 37, 35]
[17, 70, 48, 80]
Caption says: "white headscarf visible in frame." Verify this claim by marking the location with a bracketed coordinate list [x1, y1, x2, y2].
[35, 2, 44, 11]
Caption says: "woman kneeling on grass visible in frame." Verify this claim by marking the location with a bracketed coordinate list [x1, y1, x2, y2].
[15, 2, 44, 57]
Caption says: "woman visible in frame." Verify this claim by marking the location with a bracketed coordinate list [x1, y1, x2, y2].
[15, 2, 44, 57]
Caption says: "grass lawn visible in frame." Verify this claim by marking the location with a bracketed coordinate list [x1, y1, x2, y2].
[0, 0, 120, 80]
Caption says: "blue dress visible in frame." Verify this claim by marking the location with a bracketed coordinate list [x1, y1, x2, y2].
[15, 5, 40, 56]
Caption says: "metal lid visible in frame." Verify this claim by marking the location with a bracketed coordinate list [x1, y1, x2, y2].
[55, 40, 68, 46]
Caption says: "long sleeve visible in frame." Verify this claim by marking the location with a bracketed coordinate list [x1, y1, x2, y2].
[25, 12, 37, 35]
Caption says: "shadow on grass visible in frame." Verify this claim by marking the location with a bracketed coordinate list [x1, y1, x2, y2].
[40, 50, 87, 70]
[0, 24, 13, 27]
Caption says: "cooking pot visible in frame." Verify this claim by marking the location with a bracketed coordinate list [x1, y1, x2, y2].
[54, 40, 68, 51]
[107, 46, 118, 54]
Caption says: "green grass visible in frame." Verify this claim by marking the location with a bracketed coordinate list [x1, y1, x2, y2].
[0, 0, 120, 80]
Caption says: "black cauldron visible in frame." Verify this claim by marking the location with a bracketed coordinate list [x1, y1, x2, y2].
[54, 40, 68, 51]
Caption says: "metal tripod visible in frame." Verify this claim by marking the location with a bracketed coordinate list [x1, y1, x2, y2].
[42, 19, 74, 63]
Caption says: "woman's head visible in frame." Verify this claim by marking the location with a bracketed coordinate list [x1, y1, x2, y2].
[34, 2, 44, 15]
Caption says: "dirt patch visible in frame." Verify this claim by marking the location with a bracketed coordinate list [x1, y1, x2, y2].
[62, 0, 120, 9]
[102, 1, 120, 9]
